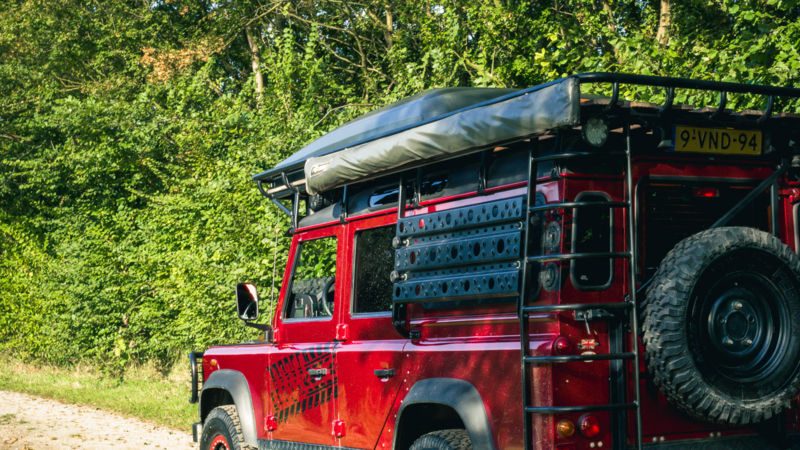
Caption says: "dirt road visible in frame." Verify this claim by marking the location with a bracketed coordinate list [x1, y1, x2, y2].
[0, 390, 195, 450]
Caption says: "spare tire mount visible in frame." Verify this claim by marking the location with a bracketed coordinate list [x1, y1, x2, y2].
[643, 227, 800, 424]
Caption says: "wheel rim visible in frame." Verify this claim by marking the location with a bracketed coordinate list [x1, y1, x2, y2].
[210, 435, 230, 450]
[688, 248, 797, 400]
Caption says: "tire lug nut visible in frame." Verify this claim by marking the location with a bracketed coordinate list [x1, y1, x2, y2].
[723, 338, 734, 347]
[744, 339, 753, 347]
[748, 316, 755, 323]
[734, 302, 743, 310]
[718, 317, 725, 324]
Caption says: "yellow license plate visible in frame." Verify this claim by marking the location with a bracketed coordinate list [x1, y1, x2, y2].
[671, 126, 762, 155]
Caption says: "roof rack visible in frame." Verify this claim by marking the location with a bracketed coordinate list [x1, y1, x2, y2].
[254, 72, 800, 216]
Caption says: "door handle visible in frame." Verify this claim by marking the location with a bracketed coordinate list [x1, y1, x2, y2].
[308, 368, 328, 377]
[374, 369, 395, 378]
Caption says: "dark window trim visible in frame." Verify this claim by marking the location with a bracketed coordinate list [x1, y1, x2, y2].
[282, 236, 337, 323]
[570, 191, 614, 291]
[351, 224, 395, 316]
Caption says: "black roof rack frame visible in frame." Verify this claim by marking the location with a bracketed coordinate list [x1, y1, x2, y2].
[254, 72, 800, 211]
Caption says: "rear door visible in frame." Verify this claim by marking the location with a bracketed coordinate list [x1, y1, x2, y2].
[268, 226, 342, 446]
[335, 215, 405, 449]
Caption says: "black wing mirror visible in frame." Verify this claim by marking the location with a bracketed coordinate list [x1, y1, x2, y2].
[236, 283, 273, 334]
[236, 283, 260, 321]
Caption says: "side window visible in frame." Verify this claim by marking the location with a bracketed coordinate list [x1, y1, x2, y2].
[354, 226, 395, 314]
[570, 192, 613, 290]
[285, 236, 337, 319]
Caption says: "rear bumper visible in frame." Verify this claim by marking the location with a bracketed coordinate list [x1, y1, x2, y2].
[634, 434, 796, 449]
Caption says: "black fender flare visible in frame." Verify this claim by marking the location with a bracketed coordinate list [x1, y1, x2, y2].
[394, 378, 496, 450]
[200, 369, 258, 447]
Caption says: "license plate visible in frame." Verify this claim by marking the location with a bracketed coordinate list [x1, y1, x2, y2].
[671, 126, 762, 155]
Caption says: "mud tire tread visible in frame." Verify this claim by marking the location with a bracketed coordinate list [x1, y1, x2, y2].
[201, 405, 257, 450]
[409, 429, 472, 450]
[642, 226, 800, 425]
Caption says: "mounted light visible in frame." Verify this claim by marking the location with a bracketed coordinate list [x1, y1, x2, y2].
[582, 116, 609, 147]
[579, 414, 601, 438]
[693, 187, 719, 198]
[553, 337, 572, 355]
[557, 419, 576, 438]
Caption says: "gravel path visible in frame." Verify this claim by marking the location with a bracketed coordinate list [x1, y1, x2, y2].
[0, 390, 195, 450]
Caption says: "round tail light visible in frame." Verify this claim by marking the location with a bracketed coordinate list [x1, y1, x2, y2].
[557, 419, 575, 438]
[553, 337, 572, 355]
[579, 414, 601, 438]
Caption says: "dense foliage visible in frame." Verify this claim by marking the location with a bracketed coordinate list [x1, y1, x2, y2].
[2, 0, 800, 370]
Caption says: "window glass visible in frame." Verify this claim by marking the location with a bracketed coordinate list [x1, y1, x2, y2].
[285, 236, 337, 319]
[571, 193, 612, 290]
[368, 182, 415, 209]
[354, 226, 395, 313]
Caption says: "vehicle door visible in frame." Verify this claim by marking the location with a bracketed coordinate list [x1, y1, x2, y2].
[335, 215, 406, 449]
[268, 226, 342, 446]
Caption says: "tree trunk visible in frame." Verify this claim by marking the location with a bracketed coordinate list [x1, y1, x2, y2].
[656, 0, 671, 45]
[384, 5, 393, 50]
[245, 24, 264, 103]
[597, 0, 620, 62]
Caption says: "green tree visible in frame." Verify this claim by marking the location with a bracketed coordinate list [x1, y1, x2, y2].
[1, 0, 799, 370]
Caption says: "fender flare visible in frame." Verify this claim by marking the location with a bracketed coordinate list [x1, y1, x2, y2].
[394, 378, 496, 450]
[200, 369, 258, 447]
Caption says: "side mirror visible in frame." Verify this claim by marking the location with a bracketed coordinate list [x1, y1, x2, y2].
[236, 283, 260, 321]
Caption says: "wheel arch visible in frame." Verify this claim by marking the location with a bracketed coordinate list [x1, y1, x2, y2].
[199, 369, 258, 447]
[393, 378, 495, 450]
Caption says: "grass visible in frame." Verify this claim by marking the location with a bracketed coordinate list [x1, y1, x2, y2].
[0, 355, 196, 431]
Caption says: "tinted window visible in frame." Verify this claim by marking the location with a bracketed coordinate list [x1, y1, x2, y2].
[354, 226, 395, 313]
[419, 172, 448, 197]
[285, 236, 337, 319]
[571, 193, 613, 290]
[369, 182, 415, 208]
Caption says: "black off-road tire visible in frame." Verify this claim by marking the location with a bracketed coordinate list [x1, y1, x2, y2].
[199, 405, 256, 450]
[409, 430, 472, 450]
[643, 227, 800, 424]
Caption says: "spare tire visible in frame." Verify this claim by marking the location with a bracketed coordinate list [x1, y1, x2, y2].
[643, 227, 800, 424]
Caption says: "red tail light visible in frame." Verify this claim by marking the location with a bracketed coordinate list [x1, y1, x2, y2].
[579, 414, 601, 438]
[693, 187, 719, 198]
[553, 337, 572, 355]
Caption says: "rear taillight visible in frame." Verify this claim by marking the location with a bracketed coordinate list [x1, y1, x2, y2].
[553, 337, 571, 355]
[693, 187, 719, 198]
[557, 419, 575, 438]
[578, 414, 601, 438]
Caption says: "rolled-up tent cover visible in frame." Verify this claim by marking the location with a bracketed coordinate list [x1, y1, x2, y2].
[303, 77, 580, 195]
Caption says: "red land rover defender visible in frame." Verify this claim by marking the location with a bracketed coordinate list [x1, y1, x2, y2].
[189, 73, 800, 450]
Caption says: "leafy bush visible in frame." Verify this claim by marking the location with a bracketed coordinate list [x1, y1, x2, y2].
[1, 0, 799, 371]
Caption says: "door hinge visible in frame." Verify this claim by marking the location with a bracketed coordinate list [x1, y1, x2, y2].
[574, 309, 618, 322]
[332, 420, 346, 438]
[265, 415, 277, 432]
[336, 323, 349, 341]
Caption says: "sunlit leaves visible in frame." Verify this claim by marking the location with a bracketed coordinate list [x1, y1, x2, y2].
[2, 0, 800, 371]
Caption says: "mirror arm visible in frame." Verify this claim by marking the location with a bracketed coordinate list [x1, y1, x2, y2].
[245, 322, 273, 331]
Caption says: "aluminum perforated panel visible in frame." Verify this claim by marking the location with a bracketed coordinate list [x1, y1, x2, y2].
[394, 228, 522, 271]
[396, 197, 524, 237]
[393, 196, 525, 304]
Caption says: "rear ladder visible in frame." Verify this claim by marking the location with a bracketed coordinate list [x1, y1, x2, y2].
[517, 124, 643, 450]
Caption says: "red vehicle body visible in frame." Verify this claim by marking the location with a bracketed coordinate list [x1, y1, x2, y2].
[190, 74, 800, 450]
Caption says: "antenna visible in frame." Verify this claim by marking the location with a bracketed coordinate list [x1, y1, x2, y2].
[268, 219, 280, 329]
